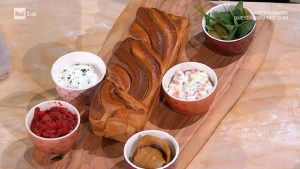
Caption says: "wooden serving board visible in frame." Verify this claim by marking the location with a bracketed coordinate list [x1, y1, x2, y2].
[29, 0, 274, 168]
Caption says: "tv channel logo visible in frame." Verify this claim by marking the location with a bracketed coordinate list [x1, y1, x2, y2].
[14, 8, 27, 20]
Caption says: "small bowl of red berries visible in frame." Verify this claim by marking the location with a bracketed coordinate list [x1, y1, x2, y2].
[25, 100, 80, 155]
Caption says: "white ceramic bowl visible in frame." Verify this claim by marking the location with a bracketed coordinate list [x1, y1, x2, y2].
[202, 3, 256, 55]
[25, 100, 80, 154]
[124, 130, 179, 169]
[51, 51, 106, 107]
[162, 62, 217, 115]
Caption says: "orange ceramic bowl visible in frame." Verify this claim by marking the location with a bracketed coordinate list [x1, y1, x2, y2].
[162, 62, 217, 116]
[202, 3, 256, 56]
[25, 100, 80, 154]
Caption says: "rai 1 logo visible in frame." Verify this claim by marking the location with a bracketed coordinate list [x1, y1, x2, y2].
[14, 8, 37, 20]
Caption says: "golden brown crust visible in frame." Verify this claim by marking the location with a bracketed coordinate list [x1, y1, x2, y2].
[107, 64, 131, 92]
[111, 38, 152, 101]
[89, 7, 189, 142]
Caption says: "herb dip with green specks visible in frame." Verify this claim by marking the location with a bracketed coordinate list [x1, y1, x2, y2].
[57, 64, 100, 89]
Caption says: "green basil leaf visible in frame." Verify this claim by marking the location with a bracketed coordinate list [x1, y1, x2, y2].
[196, 2, 253, 41]
[225, 24, 235, 33]
[206, 25, 214, 31]
[216, 12, 233, 25]
[234, 1, 244, 17]
[237, 20, 255, 38]
[206, 13, 211, 26]
[210, 20, 217, 26]
[229, 9, 239, 26]
[224, 25, 237, 40]
[195, 5, 217, 21]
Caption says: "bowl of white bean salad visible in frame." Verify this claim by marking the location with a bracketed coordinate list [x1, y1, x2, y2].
[162, 62, 217, 116]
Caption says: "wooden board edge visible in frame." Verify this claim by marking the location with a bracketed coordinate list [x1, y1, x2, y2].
[177, 19, 275, 169]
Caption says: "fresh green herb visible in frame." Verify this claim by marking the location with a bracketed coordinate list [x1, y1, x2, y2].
[233, 1, 244, 21]
[216, 12, 232, 25]
[195, 1, 255, 40]
[237, 20, 256, 38]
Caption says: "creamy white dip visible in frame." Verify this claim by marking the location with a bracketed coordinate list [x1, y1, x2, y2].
[57, 64, 100, 89]
[167, 69, 214, 100]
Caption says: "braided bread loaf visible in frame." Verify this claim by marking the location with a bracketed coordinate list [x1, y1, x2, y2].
[89, 7, 189, 142]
